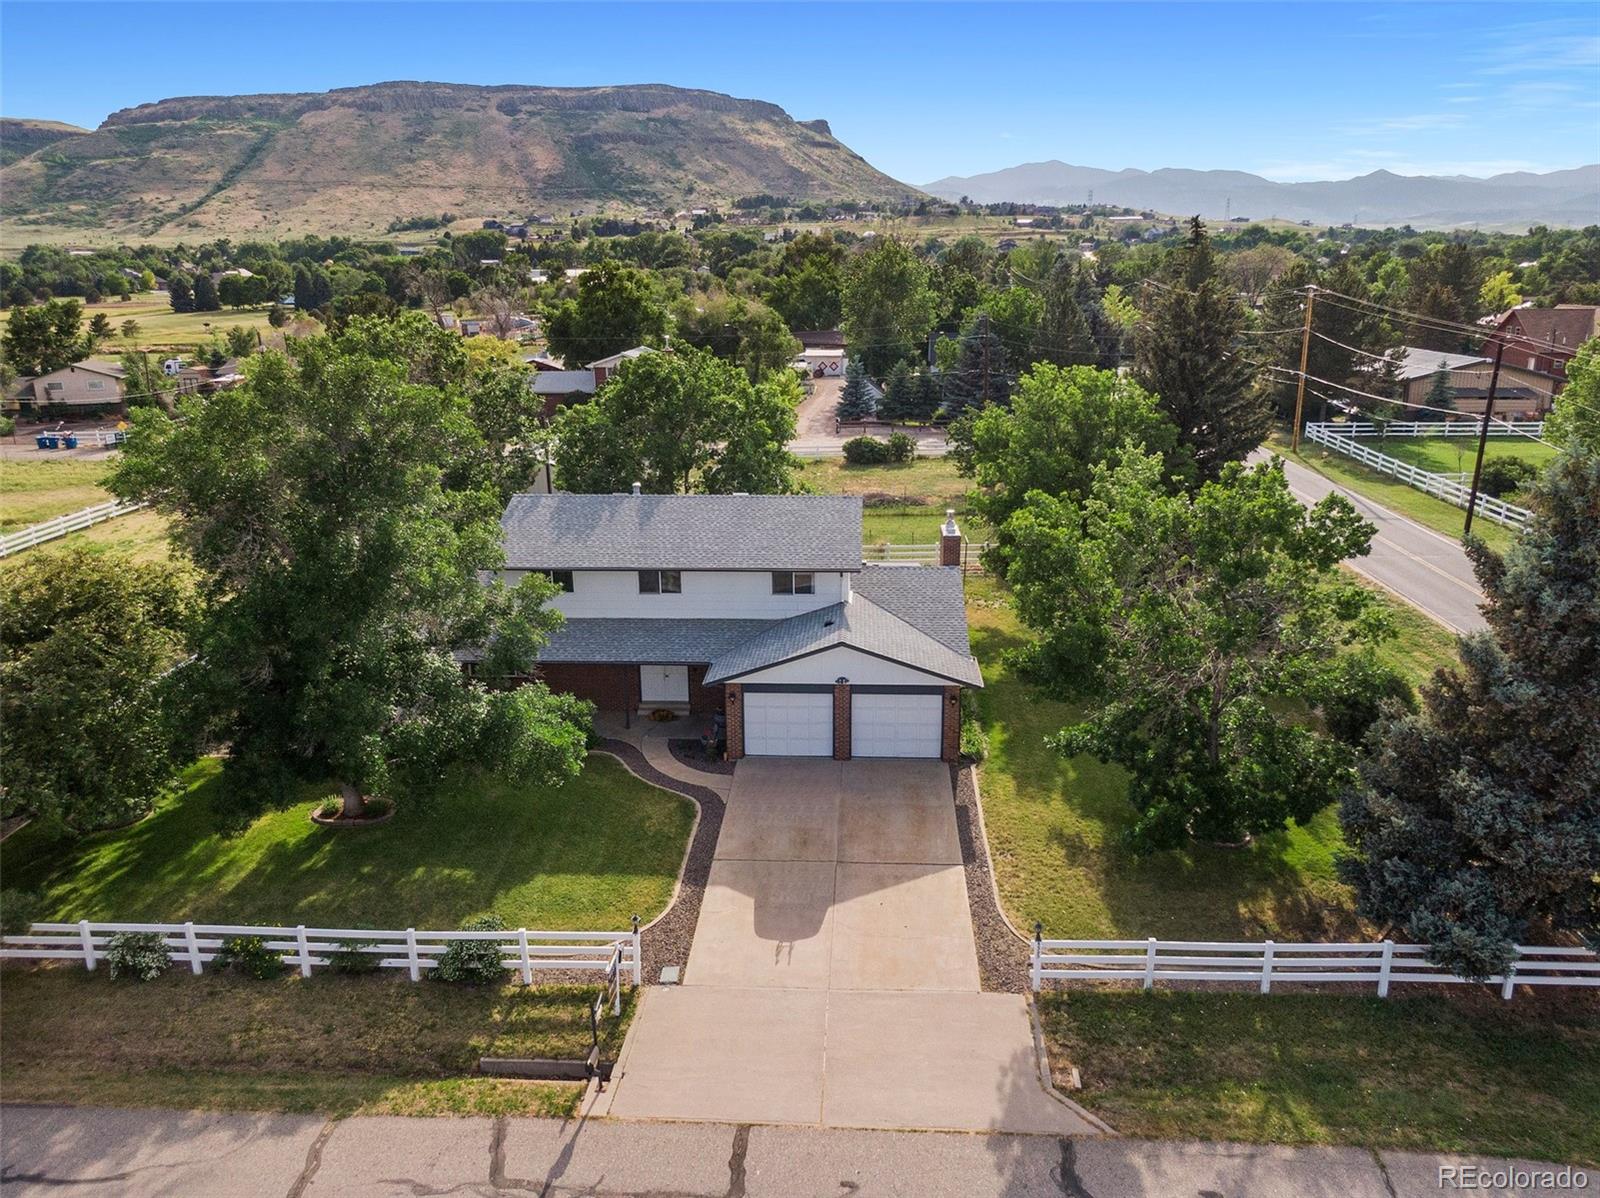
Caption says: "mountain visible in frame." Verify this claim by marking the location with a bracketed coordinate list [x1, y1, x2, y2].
[0, 117, 89, 166]
[0, 81, 919, 242]
[920, 161, 1600, 230]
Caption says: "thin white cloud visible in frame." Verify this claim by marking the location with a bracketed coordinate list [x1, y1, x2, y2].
[1336, 112, 1466, 135]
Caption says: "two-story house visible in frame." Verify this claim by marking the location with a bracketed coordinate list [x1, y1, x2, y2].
[496, 490, 981, 761]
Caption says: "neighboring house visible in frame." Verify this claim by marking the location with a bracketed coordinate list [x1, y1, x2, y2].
[1481, 305, 1599, 385]
[1392, 347, 1553, 420]
[588, 346, 658, 386]
[795, 330, 846, 351]
[796, 347, 846, 377]
[531, 370, 598, 418]
[492, 493, 980, 761]
[524, 354, 565, 372]
[177, 359, 243, 395]
[9, 360, 126, 414]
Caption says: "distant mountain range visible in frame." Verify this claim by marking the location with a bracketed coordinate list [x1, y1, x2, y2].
[0, 81, 918, 242]
[921, 161, 1600, 230]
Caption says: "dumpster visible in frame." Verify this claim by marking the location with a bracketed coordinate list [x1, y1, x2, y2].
[42, 434, 60, 449]
[35, 435, 49, 449]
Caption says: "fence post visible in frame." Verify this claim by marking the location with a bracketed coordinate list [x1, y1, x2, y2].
[406, 928, 420, 982]
[184, 922, 203, 974]
[1031, 922, 1043, 992]
[1377, 939, 1394, 997]
[631, 914, 641, 986]
[1501, 958, 1517, 1002]
[612, 946, 622, 1016]
[79, 919, 97, 972]
[296, 925, 312, 978]
[1259, 940, 1274, 994]
[1143, 937, 1158, 991]
[518, 929, 533, 985]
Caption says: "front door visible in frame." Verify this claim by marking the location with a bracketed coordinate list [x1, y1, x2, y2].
[640, 664, 690, 705]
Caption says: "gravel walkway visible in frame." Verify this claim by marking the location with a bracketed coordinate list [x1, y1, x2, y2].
[594, 739, 724, 985]
[953, 764, 1032, 993]
[667, 738, 737, 776]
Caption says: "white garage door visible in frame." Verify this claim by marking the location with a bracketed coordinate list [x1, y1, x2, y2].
[851, 692, 943, 759]
[744, 691, 834, 757]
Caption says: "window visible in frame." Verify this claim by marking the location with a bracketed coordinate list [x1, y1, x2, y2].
[87, 381, 106, 392]
[541, 570, 574, 593]
[772, 571, 815, 595]
[45, 382, 63, 393]
[638, 570, 682, 594]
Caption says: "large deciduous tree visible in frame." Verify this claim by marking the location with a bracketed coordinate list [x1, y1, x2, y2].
[1, 550, 195, 836]
[543, 259, 669, 366]
[1545, 336, 1598, 453]
[1339, 448, 1600, 977]
[109, 313, 592, 824]
[552, 346, 800, 495]
[1005, 451, 1381, 849]
[840, 238, 940, 377]
[3, 299, 87, 376]
[1133, 218, 1270, 483]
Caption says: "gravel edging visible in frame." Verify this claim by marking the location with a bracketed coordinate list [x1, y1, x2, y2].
[954, 763, 1032, 993]
[594, 739, 724, 985]
[667, 738, 737, 776]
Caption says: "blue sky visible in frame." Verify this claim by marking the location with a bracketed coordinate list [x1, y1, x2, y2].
[3, 2, 1596, 183]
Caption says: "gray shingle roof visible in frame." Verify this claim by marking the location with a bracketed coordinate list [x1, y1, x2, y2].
[501, 494, 865, 571]
[539, 618, 773, 664]
[1394, 347, 1489, 381]
[704, 566, 981, 687]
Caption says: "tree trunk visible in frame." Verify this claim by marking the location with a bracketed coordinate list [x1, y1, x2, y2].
[339, 781, 367, 820]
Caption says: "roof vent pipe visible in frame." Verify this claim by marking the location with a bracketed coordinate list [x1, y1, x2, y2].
[631, 482, 642, 496]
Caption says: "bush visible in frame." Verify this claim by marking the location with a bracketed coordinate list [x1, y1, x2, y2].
[326, 939, 382, 974]
[313, 795, 342, 819]
[433, 914, 508, 985]
[842, 436, 891, 465]
[959, 689, 988, 762]
[105, 931, 170, 981]
[886, 431, 917, 463]
[1317, 654, 1417, 746]
[0, 415, 15, 438]
[0, 888, 43, 935]
[215, 934, 286, 979]
[1477, 456, 1538, 499]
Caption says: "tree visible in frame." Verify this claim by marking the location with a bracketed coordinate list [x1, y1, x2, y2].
[1545, 336, 1599, 452]
[293, 265, 334, 314]
[878, 360, 916, 423]
[1133, 218, 1269, 483]
[225, 326, 257, 358]
[835, 356, 875, 421]
[552, 347, 800, 495]
[453, 361, 552, 505]
[983, 286, 1043, 371]
[119, 350, 176, 412]
[121, 319, 142, 341]
[267, 303, 289, 329]
[2, 299, 87, 376]
[910, 367, 942, 423]
[840, 238, 940, 376]
[1478, 269, 1522, 314]
[939, 311, 1010, 419]
[0, 550, 195, 836]
[673, 294, 799, 382]
[1004, 451, 1380, 849]
[168, 274, 194, 314]
[543, 260, 669, 366]
[86, 312, 114, 346]
[1424, 366, 1454, 415]
[763, 233, 845, 331]
[109, 313, 593, 823]
[1339, 448, 1600, 977]
[192, 273, 220, 313]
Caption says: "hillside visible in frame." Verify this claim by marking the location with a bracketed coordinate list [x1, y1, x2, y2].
[922, 161, 1600, 230]
[0, 118, 90, 166]
[0, 81, 918, 242]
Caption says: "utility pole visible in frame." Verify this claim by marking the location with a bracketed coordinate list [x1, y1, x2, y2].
[1289, 285, 1317, 452]
[1462, 340, 1505, 539]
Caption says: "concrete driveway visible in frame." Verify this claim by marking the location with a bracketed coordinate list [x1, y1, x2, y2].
[602, 759, 1102, 1135]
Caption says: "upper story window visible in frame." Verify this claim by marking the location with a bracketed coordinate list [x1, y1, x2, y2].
[772, 571, 815, 595]
[638, 569, 682, 594]
[540, 570, 574, 593]
[87, 381, 107, 391]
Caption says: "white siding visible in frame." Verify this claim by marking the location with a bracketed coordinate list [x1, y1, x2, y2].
[744, 692, 833, 756]
[733, 645, 953, 687]
[507, 569, 850, 620]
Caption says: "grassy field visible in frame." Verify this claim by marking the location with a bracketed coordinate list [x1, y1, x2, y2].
[1270, 434, 1516, 554]
[0, 293, 275, 352]
[1042, 991, 1600, 1165]
[0, 966, 635, 1117]
[2, 754, 693, 931]
[1377, 433, 1556, 477]
[797, 455, 991, 545]
[0, 456, 114, 529]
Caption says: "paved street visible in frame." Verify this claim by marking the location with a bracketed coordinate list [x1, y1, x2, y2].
[4, 1106, 1591, 1197]
[1258, 449, 1489, 635]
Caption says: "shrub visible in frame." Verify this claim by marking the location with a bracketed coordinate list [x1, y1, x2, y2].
[215, 934, 286, 979]
[886, 431, 917, 463]
[326, 939, 382, 974]
[105, 931, 170, 981]
[1317, 654, 1417, 746]
[433, 914, 509, 985]
[0, 888, 43, 935]
[1477, 456, 1538, 499]
[842, 436, 891, 465]
[313, 796, 342, 819]
[0, 415, 15, 438]
[959, 689, 988, 762]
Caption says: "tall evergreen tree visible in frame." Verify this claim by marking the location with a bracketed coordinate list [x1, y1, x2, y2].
[835, 356, 875, 422]
[878, 360, 916, 423]
[1133, 217, 1268, 484]
[910, 367, 943, 423]
[1037, 259, 1099, 368]
[168, 274, 194, 314]
[940, 311, 1010, 420]
[192, 272, 220, 313]
[1339, 448, 1600, 978]
[1424, 367, 1454, 416]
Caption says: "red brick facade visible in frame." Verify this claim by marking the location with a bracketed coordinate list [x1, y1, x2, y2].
[724, 684, 745, 759]
[535, 663, 638, 712]
[687, 665, 723, 715]
[832, 684, 852, 760]
[941, 686, 961, 762]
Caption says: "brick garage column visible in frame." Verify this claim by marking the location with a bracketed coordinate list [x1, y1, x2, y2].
[725, 684, 744, 760]
[833, 684, 852, 761]
[941, 686, 961, 763]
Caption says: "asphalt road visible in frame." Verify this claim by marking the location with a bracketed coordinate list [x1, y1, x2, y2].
[1256, 449, 1489, 636]
[3, 1106, 1590, 1197]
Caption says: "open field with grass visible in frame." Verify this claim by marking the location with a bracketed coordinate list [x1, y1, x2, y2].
[0, 456, 114, 529]
[0, 293, 275, 352]
[2, 754, 693, 931]
[797, 455, 991, 546]
[1376, 433, 1556, 477]
[0, 966, 633, 1117]
[1042, 991, 1600, 1165]
[1270, 433, 1515, 554]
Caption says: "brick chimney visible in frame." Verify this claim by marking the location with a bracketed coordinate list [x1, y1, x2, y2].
[939, 509, 962, 568]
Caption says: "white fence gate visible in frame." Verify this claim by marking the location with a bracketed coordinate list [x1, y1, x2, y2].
[0, 500, 148, 557]
[1, 919, 642, 986]
[1031, 934, 1599, 1000]
[1302, 423, 1532, 528]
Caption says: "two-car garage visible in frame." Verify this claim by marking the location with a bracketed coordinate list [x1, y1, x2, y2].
[740, 687, 944, 759]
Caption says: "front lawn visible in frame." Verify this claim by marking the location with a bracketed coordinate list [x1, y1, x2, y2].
[2, 753, 693, 931]
[1041, 991, 1600, 1165]
[0, 966, 633, 1118]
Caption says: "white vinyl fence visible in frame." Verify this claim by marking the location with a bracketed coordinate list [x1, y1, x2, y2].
[1031, 935, 1599, 1001]
[0, 500, 147, 557]
[861, 540, 990, 570]
[1, 919, 642, 986]
[1302, 423, 1532, 528]
[1330, 420, 1545, 439]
